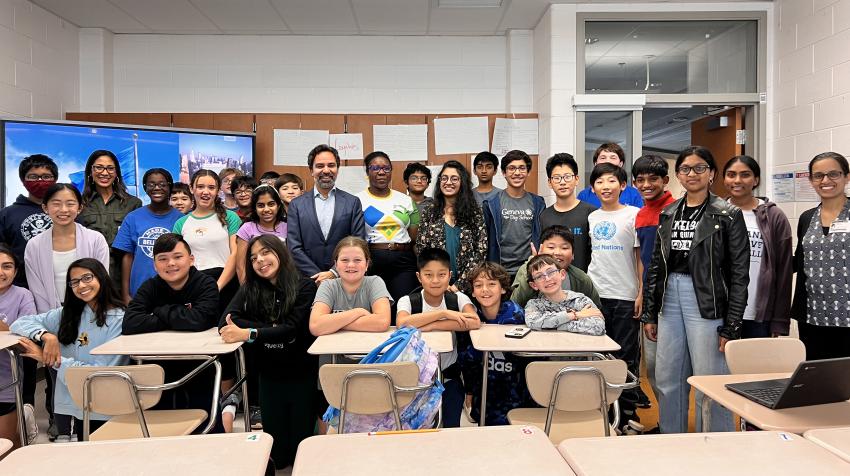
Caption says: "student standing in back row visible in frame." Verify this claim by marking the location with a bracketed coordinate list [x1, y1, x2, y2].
[472, 151, 502, 205]
[577, 143, 644, 208]
[483, 150, 546, 280]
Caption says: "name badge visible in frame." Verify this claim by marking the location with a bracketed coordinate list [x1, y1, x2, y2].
[829, 220, 850, 233]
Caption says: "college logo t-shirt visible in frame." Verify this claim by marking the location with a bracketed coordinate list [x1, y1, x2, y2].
[113, 207, 185, 296]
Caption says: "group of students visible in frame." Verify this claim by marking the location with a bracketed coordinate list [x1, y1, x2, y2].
[0, 141, 848, 469]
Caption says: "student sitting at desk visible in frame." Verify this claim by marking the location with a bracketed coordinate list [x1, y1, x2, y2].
[123, 233, 223, 433]
[11, 258, 127, 442]
[396, 247, 480, 428]
[219, 235, 318, 470]
[524, 255, 606, 336]
[459, 262, 531, 426]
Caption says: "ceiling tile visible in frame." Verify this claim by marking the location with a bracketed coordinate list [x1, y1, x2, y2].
[352, 0, 428, 34]
[269, 0, 358, 35]
[109, 0, 221, 32]
[428, 5, 504, 34]
[32, 0, 150, 32]
[189, 0, 289, 33]
[497, 0, 549, 33]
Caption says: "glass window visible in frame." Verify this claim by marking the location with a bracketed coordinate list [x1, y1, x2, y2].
[584, 20, 758, 94]
[584, 111, 634, 183]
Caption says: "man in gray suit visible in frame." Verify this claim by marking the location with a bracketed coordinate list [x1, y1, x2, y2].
[287, 144, 366, 282]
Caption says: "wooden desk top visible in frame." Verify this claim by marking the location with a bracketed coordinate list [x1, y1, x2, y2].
[0, 331, 21, 351]
[469, 324, 620, 353]
[805, 427, 850, 463]
[559, 431, 850, 476]
[688, 373, 850, 434]
[0, 432, 272, 475]
[292, 426, 574, 476]
[308, 327, 454, 355]
[0, 438, 12, 457]
[90, 328, 242, 356]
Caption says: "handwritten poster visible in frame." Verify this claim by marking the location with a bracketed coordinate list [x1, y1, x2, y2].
[491, 118, 539, 156]
[273, 129, 329, 166]
[434, 116, 489, 155]
[329, 133, 364, 161]
[373, 124, 428, 162]
[335, 166, 368, 194]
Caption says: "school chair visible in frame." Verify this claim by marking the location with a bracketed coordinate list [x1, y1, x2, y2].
[319, 362, 433, 434]
[725, 337, 806, 374]
[507, 359, 636, 444]
[66, 364, 208, 441]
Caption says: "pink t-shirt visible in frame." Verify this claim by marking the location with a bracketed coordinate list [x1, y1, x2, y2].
[236, 221, 287, 244]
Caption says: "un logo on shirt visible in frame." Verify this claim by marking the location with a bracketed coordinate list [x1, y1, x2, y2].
[592, 221, 617, 241]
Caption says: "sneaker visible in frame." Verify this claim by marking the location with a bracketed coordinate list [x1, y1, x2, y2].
[634, 387, 652, 409]
[55, 434, 71, 444]
[47, 419, 59, 442]
[250, 406, 263, 430]
[23, 403, 39, 444]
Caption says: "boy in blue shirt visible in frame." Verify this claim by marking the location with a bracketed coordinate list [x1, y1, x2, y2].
[577, 143, 644, 208]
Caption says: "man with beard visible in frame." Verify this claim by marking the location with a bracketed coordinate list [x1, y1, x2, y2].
[287, 144, 365, 283]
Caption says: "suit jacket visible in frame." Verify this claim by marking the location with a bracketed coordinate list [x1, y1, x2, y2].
[287, 188, 366, 277]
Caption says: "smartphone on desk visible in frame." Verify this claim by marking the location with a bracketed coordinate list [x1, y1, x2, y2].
[504, 326, 532, 339]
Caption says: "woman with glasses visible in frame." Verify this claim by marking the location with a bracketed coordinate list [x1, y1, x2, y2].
[641, 146, 749, 433]
[415, 160, 487, 295]
[355, 151, 420, 304]
[791, 152, 850, 359]
[78, 150, 142, 290]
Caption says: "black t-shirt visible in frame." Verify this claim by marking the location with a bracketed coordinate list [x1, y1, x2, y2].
[538, 201, 597, 272]
[668, 201, 707, 274]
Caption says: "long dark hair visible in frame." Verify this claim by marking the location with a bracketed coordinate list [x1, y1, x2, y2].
[82, 149, 132, 206]
[248, 185, 286, 226]
[429, 160, 479, 227]
[243, 235, 300, 322]
[190, 169, 228, 227]
[58, 258, 125, 345]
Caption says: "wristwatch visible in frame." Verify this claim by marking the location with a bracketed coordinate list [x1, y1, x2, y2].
[247, 328, 258, 343]
[33, 330, 46, 343]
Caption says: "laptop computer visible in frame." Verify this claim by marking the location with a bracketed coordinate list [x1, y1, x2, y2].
[725, 357, 850, 410]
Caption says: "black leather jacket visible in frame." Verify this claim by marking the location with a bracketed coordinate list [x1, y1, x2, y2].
[641, 194, 750, 340]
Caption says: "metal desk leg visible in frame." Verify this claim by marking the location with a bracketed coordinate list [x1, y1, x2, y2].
[478, 351, 489, 427]
[200, 359, 223, 434]
[6, 349, 26, 446]
[700, 393, 712, 433]
[236, 347, 250, 433]
[435, 365, 443, 428]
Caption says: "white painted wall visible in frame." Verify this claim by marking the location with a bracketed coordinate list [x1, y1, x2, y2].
[108, 35, 509, 114]
[772, 0, 850, 229]
[0, 0, 79, 119]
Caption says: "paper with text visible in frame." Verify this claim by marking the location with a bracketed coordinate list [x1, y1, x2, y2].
[273, 129, 329, 166]
[434, 116, 489, 155]
[491, 118, 539, 156]
[329, 133, 364, 161]
[373, 124, 428, 162]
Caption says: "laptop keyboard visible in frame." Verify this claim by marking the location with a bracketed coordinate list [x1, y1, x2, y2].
[743, 386, 785, 405]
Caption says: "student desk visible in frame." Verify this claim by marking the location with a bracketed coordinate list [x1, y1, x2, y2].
[307, 327, 454, 356]
[0, 332, 26, 446]
[469, 324, 622, 426]
[0, 438, 12, 457]
[687, 373, 850, 434]
[557, 431, 850, 476]
[805, 427, 850, 463]
[292, 425, 574, 476]
[0, 432, 273, 475]
[90, 328, 248, 433]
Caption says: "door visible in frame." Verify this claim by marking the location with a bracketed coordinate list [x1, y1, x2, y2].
[690, 107, 744, 197]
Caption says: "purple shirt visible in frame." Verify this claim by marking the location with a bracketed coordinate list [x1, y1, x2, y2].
[0, 285, 36, 402]
[235, 221, 287, 244]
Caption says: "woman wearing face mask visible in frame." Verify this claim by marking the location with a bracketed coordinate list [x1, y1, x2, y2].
[355, 151, 420, 305]
[78, 150, 142, 290]
[415, 161, 487, 295]
[792, 152, 850, 359]
[723, 155, 793, 338]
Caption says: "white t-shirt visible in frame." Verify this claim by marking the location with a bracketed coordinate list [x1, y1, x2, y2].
[396, 290, 473, 371]
[172, 210, 241, 271]
[52, 248, 77, 303]
[587, 206, 641, 301]
[356, 189, 420, 244]
[742, 204, 764, 321]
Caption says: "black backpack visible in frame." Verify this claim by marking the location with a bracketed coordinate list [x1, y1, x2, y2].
[407, 287, 460, 314]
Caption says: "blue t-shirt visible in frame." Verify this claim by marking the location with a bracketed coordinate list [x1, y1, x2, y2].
[112, 207, 184, 297]
[577, 184, 644, 208]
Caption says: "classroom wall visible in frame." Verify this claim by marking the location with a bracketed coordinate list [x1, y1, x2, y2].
[772, 0, 850, 229]
[107, 34, 511, 114]
[0, 0, 79, 119]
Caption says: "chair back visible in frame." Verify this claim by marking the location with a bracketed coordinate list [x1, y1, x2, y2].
[525, 360, 627, 412]
[725, 338, 806, 374]
[319, 362, 420, 414]
[66, 364, 165, 416]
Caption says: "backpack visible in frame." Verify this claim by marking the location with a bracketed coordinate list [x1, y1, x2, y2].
[407, 287, 459, 314]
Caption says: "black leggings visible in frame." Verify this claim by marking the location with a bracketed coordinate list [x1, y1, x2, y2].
[55, 414, 105, 440]
[368, 248, 418, 323]
[260, 374, 317, 469]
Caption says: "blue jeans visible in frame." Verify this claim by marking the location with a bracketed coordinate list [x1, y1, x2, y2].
[642, 332, 660, 402]
[656, 273, 733, 433]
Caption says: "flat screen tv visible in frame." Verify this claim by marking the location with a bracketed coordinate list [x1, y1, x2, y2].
[1, 119, 255, 207]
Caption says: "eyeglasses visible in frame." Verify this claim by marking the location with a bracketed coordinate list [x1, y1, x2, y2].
[811, 170, 845, 182]
[92, 165, 116, 174]
[677, 165, 710, 176]
[550, 173, 576, 183]
[368, 165, 392, 174]
[408, 175, 429, 183]
[234, 188, 253, 196]
[24, 174, 56, 181]
[69, 273, 95, 289]
[506, 165, 528, 174]
[145, 182, 169, 190]
[531, 268, 560, 283]
[439, 175, 460, 184]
